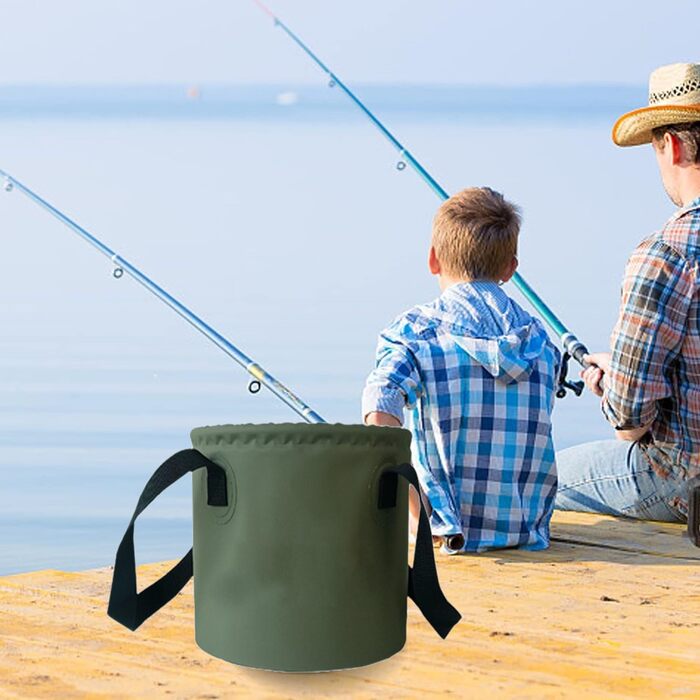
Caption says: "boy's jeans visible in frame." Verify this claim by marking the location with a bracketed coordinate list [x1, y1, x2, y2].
[555, 440, 686, 522]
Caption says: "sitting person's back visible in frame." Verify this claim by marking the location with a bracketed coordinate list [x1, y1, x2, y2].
[362, 187, 560, 553]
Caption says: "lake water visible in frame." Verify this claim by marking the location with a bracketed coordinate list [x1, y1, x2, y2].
[0, 84, 675, 574]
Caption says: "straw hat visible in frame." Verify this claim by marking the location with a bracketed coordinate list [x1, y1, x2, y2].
[613, 63, 700, 147]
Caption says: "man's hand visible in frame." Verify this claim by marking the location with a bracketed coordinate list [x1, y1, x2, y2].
[580, 352, 611, 397]
[580, 352, 653, 441]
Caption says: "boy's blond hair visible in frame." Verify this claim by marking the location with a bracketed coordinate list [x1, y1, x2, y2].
[432, 187, 521, 280]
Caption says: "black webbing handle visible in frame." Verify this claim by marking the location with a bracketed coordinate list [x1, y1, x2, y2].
[108, 448, 228, 631]
[381, 463, 461, 638]
[687, 476, 700, 548]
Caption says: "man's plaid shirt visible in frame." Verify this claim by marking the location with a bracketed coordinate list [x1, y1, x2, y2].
[362, 282, 560, 552]
[603, 196, 700, 487]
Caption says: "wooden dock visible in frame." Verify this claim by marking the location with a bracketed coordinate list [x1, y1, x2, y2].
[1, 511, 699, 699]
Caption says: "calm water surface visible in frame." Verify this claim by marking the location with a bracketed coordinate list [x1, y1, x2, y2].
[0, 86, 674, 573]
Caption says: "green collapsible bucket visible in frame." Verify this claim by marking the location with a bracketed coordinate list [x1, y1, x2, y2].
[108, 423, 460, 672]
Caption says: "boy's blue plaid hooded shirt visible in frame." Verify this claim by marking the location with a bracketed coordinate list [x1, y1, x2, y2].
[362, 281, 560, 552]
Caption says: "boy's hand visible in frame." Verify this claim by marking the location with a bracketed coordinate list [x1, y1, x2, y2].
[365, 411, 402, 427]
[580, 352, 611, 397]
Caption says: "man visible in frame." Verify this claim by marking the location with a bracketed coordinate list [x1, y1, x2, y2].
[556, 63, 700, 522]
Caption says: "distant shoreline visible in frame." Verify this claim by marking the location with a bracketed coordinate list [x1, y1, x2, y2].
[0, 83, 645, 122]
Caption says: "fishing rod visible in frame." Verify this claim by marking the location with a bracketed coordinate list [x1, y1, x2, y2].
[0, 169, 325, 423]
[253, 1, 589, 397]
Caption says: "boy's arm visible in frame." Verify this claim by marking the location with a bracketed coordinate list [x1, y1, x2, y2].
[362, 329, 422, 427]
[365, 411, 402, 427]
[363, 327, 425, 538]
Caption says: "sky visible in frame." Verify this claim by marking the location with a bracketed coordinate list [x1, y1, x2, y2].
[0, 0, 697, 86]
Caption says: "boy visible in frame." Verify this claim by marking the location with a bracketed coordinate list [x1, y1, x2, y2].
[362, 187, 560, 553]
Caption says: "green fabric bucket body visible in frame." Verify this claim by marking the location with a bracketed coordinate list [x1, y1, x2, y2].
[190, 423, 412, 672]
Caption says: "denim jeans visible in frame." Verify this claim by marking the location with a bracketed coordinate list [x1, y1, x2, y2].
[555, 440, 686, 522]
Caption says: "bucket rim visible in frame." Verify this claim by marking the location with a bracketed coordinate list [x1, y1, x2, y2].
[190, 422, 412, 449]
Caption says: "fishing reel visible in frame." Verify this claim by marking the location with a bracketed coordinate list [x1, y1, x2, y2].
[556, 352, 585, 399]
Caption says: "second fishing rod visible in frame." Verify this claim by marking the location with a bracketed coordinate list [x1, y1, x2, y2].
[1, 169, 324, 424]
[254, 1, 591, 396]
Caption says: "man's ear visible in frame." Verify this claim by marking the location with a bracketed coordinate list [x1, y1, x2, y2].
[500, 256, 518, 284]
[428, 246, 441, 276]
[668, 132, 684, 165]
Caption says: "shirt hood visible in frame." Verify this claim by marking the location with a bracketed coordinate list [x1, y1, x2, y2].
[454, 321, 550, 384]
[440, 282, 554, 384]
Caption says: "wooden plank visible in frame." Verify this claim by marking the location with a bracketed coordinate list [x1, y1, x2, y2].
[550, 510, 700, 560]
[1, 514, 699, 698]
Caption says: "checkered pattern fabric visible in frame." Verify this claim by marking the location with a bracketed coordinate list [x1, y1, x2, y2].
[603, 197, 700, 481]
[362, 281, 560, 552]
